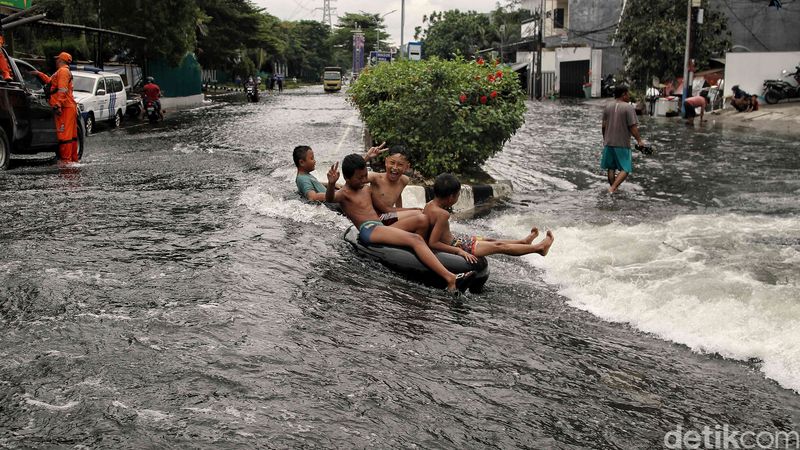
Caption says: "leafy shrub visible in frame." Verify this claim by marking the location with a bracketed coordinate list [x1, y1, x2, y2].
[348, 57, 526, 178]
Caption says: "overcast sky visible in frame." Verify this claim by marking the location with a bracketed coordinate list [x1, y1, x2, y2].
[254, 1, 498, 48]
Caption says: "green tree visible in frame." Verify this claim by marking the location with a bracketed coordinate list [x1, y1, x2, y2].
[195, 0, 264, 70]
[284, 21, 332, 81]
[349, 57, 526, 177]
[419, 10, 495, 60]
[617, 0, 730, 88]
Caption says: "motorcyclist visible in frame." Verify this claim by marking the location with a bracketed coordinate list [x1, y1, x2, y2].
[142, 76, 163, 120]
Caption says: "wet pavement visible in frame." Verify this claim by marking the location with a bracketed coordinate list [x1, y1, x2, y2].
[1, 88, 798, 448]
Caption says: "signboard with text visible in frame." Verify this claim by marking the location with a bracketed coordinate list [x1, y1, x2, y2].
[407, 41, 422, 61]
[0, 0, 31, 9]
[368, 51, 392, 65]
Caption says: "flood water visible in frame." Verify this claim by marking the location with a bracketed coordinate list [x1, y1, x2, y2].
[1, 88, 798, 448]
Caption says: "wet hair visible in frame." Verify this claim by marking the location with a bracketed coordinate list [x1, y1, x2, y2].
[292, 145, 312, 167]
[387, 145, 410, 161]
[433, 173, 461, 198]
[342, 153, 366, 179]
[614, 85, 629, 99]
[699, 90, 709, 99]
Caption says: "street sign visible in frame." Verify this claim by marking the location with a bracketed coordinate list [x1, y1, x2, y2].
[407, 41, 422, 61]
[369, 51, 392, 65]
[0, 0, 31, 8]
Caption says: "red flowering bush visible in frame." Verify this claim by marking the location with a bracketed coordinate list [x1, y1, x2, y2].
[349, 56, 525, 177]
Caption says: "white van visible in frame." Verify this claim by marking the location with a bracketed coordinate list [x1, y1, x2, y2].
[72, 70, 127, 135]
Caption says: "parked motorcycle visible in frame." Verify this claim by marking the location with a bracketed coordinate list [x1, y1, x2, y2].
[245, 83, 259, 102]
[144, 99, 161, 124]
[601, 74, 616, 98]
[763, 65, 800, 104]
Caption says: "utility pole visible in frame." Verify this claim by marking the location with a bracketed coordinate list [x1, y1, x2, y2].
[400, 0, 405, 57]
[536, 0, 544, 100]
[97, 0, 103, 69]
[681, 0, 693, 118]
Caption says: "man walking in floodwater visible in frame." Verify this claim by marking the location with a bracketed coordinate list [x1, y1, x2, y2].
[601, 85, 645, 193]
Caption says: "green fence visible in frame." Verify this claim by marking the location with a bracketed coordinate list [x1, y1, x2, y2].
[149, 53, 202, 98]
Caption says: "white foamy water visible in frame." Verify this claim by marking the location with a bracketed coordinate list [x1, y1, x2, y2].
[488, 213, 800, 392]
[237, 185, 348, 228]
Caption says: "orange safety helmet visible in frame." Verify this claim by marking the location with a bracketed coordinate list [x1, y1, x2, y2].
[54, 52, 73, 64]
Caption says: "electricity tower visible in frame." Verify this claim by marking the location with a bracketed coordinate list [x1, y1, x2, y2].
[322, 0, 336, 28]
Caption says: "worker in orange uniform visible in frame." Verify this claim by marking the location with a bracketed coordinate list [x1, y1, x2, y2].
[36, 52, 79, 162]
[0, 31, 15, 81]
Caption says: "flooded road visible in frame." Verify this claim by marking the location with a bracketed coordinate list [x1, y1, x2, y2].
[1, 88, 798, 448]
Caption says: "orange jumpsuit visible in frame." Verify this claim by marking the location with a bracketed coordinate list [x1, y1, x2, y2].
[0, 37, 13, 80]
[38, 66, 79, 162]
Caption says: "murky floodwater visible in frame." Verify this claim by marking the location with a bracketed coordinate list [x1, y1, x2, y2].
[1, 88, 798, 448]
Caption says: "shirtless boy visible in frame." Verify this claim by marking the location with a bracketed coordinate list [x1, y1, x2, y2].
[326, 154, 473, 292]
[368, 145, 422, 225]
[424, 173, 554, 262]
[293, 143, 389, 201]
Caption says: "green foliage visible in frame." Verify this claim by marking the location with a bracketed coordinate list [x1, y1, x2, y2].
[618, 0, 731, 88]
[417, 2, 532, 61]
[195, 0, 263, 69]
[349, 58, 526, 177]
[37, 37, 90, 70]
[284, 21, 333, 81]
[419, 10, 494, 60]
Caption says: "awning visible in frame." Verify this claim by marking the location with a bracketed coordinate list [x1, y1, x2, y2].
[507, 62, 530, 72]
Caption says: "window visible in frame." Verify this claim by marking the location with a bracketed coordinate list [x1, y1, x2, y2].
[14, 60, 42, 91]
[553, 8, 565, 29]
[73, 75, 96, 93]
[109, 77, 124, 93]
[95, 78, 106, 95]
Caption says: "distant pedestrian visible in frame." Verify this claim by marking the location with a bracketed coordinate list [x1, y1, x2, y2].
[684, 91, 708, 125]
[269, 75, 275, 91]
[277, 74, 283, 92]
[600, 85, 646, 193]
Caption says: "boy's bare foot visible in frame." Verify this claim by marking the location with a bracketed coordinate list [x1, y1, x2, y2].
[539, 231, 555, 256]
[608, 187, 617, 193]
[523, 227, 539, 244]
[447, 271, 475, 293]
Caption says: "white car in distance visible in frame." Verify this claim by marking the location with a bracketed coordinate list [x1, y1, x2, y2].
[72, 69, 127, 135]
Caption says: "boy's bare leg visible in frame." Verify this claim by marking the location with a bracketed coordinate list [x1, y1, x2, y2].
[483, 227, 539, 245]
[390, 214, 429, 239]
[473, 231, 555, 257]
[396, 210, 423, 220]
[607, 170, 616, 186]
[369, 226, 459, 290]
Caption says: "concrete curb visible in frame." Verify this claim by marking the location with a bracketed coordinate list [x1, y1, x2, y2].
[400, 179, 513, 213]
[201, 84, 268, 94]
[310, 166, 513, 214]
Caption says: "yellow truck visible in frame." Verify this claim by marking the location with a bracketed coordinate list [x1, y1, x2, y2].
[323, 66, 343, 92]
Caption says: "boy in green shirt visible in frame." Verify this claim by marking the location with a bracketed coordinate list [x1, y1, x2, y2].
[294, 145, 327, 201]
[293, 144, 388, 201]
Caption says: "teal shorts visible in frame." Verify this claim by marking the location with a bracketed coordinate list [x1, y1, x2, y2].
[600, 146, 633, 173]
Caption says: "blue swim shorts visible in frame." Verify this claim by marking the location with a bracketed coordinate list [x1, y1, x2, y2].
[600, 146, 633, 173]
[358, 220, 383, 245]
